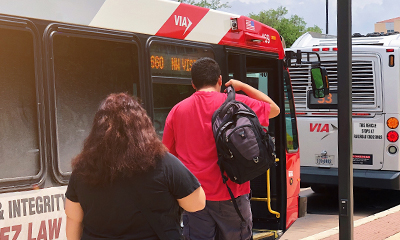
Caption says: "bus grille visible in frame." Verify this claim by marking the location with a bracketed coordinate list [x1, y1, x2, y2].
[289, 60, 376, 110]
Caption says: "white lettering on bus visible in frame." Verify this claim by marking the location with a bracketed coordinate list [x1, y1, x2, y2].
[174, 15, 192, 34]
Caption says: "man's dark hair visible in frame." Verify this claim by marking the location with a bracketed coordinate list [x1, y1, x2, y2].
[191, 57, 221, 89]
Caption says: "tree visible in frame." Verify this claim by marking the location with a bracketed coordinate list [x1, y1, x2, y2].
[176, 0, 230, 10]
[306, 25, 323, 33]
[249, 6, 322, 47]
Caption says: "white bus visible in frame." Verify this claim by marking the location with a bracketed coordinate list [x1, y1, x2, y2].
[288, 32, 400, 193]
[0, 0, 326, 239]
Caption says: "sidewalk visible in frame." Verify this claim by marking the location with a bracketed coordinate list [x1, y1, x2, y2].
[299, 204, 400, 240]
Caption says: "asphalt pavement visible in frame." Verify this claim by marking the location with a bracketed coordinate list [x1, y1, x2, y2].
[281, 188, 400, 240]
[301, 203, 400, 240]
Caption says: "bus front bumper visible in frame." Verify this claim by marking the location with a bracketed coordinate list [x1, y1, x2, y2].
[300, 166, 400, 190]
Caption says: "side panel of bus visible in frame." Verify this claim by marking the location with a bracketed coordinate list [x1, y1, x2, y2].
[0, 16, 68, 239]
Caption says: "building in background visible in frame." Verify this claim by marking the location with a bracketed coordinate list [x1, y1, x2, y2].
[375, 17, 400, 34]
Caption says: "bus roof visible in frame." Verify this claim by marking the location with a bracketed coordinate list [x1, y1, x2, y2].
[291, 32, 400, 48]
[0, 0, 284, 58]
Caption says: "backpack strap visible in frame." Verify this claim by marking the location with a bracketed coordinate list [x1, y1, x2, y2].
[218, 161, 246, 223]
[217, 86, 238, 119]
[225, 85, 236, 102]
[216, 85, 246, 223]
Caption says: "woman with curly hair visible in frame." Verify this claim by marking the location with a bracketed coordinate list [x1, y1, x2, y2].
[65, 93, 205, 240]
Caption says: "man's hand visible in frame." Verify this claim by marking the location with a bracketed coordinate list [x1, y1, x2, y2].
[225, 79, 245, 92]
[224, 79, 280, 119]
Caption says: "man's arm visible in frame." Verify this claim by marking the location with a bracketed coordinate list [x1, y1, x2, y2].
[225, 79, 280, 118]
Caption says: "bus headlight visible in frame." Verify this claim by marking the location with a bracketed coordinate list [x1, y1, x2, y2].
[387, 131, 399, 142]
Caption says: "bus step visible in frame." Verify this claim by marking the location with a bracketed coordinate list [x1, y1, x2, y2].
[252, 229, 281, 240]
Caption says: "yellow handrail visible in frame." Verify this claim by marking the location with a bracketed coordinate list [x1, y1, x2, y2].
[267, 169, 280, 218]
[251, 159, 280, 218]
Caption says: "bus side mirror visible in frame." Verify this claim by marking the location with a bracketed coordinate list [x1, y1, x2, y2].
[310, 67, 329, 98]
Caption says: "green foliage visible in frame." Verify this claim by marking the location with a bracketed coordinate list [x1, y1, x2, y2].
[249, 6, 322, 47]
[306, 25, 323, 33]
[177, 0, 197, 4]
[176, 0, 230, 10]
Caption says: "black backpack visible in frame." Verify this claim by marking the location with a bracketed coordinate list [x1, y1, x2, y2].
[212, 86, 276, 221]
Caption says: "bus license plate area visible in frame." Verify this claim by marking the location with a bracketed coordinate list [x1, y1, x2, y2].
[315, 155, 334, 166]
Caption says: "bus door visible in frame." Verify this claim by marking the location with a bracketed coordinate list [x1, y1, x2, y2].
[226, 52, 295, 234]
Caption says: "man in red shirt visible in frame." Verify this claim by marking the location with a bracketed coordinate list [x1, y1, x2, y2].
[163, 57, 279, 240]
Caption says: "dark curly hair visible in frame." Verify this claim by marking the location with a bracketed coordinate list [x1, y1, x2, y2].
[71, 93, 167, 185]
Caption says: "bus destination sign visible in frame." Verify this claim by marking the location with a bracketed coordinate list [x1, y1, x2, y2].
[151, 55, 197, 72]
[307, 90, 338, 109]
[149, 43, 214, 78]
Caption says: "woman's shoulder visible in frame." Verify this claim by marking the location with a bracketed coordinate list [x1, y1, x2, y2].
[160, 152, 180, 165]
[159, 153, 189, 172]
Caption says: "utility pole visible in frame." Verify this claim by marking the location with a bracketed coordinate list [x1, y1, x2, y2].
[337, 0, 354, 239]
[326, 0, 329, 34]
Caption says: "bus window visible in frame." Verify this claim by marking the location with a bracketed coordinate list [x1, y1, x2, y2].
[246, 72, 269, 94]
[246, 71, 269, 129]
[283, 70, 299, 152]
[0, 27, 40, 179]
[51, 32, 140, 177]
[152, 83, 194, 135]
[149, 42, 214, 136]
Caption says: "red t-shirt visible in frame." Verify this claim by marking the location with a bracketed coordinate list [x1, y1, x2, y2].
[162, 91, 271, 201]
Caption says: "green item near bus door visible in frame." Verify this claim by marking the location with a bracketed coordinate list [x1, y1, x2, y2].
[311, 68, 325, 98]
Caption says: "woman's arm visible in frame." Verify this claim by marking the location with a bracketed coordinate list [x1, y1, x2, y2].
[225, 79, 280, 119]
[65, 199, 84, 240]
[177, 186, 206, 212]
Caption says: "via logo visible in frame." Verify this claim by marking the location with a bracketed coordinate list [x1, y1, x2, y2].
[310, 123, 329, 133]
[174, 15, 192, 34]
[310, 123, 339, 140]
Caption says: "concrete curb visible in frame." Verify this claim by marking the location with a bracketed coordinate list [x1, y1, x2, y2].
[386, 232, 400, 240]
[299, 204, 400, 240]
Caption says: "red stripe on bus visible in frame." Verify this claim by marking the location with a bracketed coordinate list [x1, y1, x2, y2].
[156, 3, 209, 40]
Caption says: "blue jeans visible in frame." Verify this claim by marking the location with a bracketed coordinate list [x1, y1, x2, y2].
[182, 194, 252, 240]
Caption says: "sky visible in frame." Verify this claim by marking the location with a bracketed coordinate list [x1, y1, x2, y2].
[217, 0, 399, 35]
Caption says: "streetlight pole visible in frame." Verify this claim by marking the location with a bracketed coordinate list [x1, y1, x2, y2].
[337, 0, 354, 239]
[326, 0, 329, 34]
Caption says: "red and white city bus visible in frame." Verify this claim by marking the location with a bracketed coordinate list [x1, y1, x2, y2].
[0, 0, 320, 238]
[288, 32, 400, 193]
